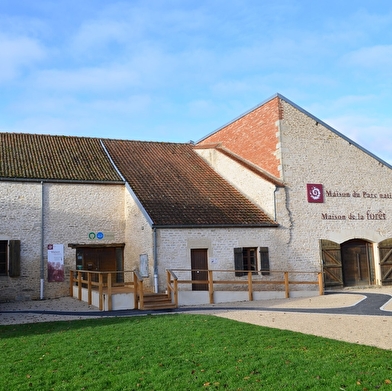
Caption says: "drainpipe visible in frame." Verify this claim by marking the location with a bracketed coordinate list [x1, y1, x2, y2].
[153, 227, 158, 293]
[40, 181, 45, 299]
[273, 187, 278, 221]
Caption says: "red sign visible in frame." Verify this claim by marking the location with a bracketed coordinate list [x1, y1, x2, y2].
[307, 184, 324, 203]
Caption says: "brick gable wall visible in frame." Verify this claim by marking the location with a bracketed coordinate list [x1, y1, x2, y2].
[198, 96, 282, 178]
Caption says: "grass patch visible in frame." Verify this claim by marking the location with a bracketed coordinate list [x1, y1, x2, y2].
[1, 314, 392, 390]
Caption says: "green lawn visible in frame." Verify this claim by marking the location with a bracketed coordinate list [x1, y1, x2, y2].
[1, 314, 392, 390]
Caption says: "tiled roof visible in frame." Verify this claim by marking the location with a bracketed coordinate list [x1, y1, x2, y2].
[103, 139, 277, 227]
[0, 133, 123, 182]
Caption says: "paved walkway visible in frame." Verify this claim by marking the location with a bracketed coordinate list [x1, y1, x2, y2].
[1, 290, 392, 325]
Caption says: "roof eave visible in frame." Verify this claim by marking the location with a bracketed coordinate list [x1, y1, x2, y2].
[0, 177, 125, 185]
[152, 223, 279, 229]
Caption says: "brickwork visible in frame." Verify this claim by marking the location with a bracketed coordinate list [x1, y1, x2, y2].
[156, 226, 288, 292]
[3, 95, 392, 300]
[0, 181, 125, 301]
[279, 99, 392, 280]
[198, 96, 282, 178]
[196, 96, 392, 282]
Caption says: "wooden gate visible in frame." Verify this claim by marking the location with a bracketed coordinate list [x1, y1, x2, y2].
[341, 240, 373, 286]
[320, 240, 343, 288]
[379, 239, 392, 285]
[191, 249, 208, 291]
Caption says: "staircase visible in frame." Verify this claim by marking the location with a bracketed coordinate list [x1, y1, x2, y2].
[139, 292, 177, 310]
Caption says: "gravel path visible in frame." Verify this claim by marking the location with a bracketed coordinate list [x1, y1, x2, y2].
[2, 288, 392, 350]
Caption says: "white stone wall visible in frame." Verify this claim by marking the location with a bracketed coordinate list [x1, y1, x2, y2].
[279, 100, 392, 279]
[0, 181, 125, 301]
[123, 186, 155, 290]
[0, 182, 42, 301]
[195, 148, 277, 219]
[155, 226, 291, 292]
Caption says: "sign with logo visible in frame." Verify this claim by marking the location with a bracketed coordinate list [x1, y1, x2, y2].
[88, 231, 104, 240]
[307, 184, 324, 203]
[47, 244, 64, 282]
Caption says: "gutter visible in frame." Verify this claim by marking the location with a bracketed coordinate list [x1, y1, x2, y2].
[0, 177, 124, 185]
[152, 223, 279, 229]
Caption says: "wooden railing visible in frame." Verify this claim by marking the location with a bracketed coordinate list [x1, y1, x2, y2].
[166, 269, 323, 304]
[69, 270, 138, 311]
[166, 269, 179, 307]
[133, 269, 144, 310]
[70, 269, 323, 310]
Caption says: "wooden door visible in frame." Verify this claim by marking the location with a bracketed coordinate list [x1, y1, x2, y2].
[321, 240, 343, 288]
[191, 249, 208, 291]
[341, 240, 372, 286]
[78, 247, 120, 283]
[379, 239, 392, 285]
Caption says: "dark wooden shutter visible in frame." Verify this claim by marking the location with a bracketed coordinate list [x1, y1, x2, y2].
[259, 247, 270, 275]
[379, 239, 392, 285]
[234, 247, 244, 276]
[321, 239, 343, 288]
[9, 240, 21, 277]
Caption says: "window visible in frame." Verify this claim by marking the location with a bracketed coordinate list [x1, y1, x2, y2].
[0, 240, 21, 277]
[0, 241, 7, 275]
[234, 247, 270, 276]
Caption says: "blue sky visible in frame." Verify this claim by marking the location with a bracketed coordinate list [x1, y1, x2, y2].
[1, 0, 392, 163]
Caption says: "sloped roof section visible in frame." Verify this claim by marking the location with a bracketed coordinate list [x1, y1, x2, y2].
[103, 139, 277, 227]
[0, 133, 123, 182]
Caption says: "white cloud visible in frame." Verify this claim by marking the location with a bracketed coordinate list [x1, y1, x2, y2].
[324, 114, 392, 165]
[69, 19, 135, 56]
[342, 45, 392, 70]
[32, 65, 140, 91]
[86, 95, 152, 114]
[0, 34, 45, 83]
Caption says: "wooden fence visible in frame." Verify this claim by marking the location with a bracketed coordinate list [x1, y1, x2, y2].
[70, 269, 323, 311]
[167, 269, 323, 306]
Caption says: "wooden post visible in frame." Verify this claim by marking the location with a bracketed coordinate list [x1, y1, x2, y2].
[166, 270, 171, 299]
[139, 279, 144, 310]
[107, 273, 112, 311]
[69, 270, 74, 296]
[99, 273, 103, 311]
[78, 271, 82, 300]
[318, 272, 324, 295]
[174, 278, 178, 308]
[133, 272, 138, 310]
[208, 270, 214, 304]
[248, 271, 253, 301]
[284, 272, 289, 298]
[88, 272, 92, 305]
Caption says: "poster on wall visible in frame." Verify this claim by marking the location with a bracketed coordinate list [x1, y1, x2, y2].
[47, 244, 65, 282]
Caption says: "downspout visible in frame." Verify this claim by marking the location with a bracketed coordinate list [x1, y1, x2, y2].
[153, 227, 158, 293]
[40, 181, 45, 299]
[273, 187, 278, 222]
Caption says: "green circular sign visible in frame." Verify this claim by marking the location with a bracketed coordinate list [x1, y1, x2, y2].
[88, 232, 96, 240]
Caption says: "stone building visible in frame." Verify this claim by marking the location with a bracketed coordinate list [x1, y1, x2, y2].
[1, 93, 392, 303]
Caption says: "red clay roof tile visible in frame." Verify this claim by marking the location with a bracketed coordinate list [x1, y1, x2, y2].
[0, 133, 122, 182]
[103, 139, 277, 227]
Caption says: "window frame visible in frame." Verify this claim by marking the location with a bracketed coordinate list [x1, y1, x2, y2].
[234, 246, 270, 277]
